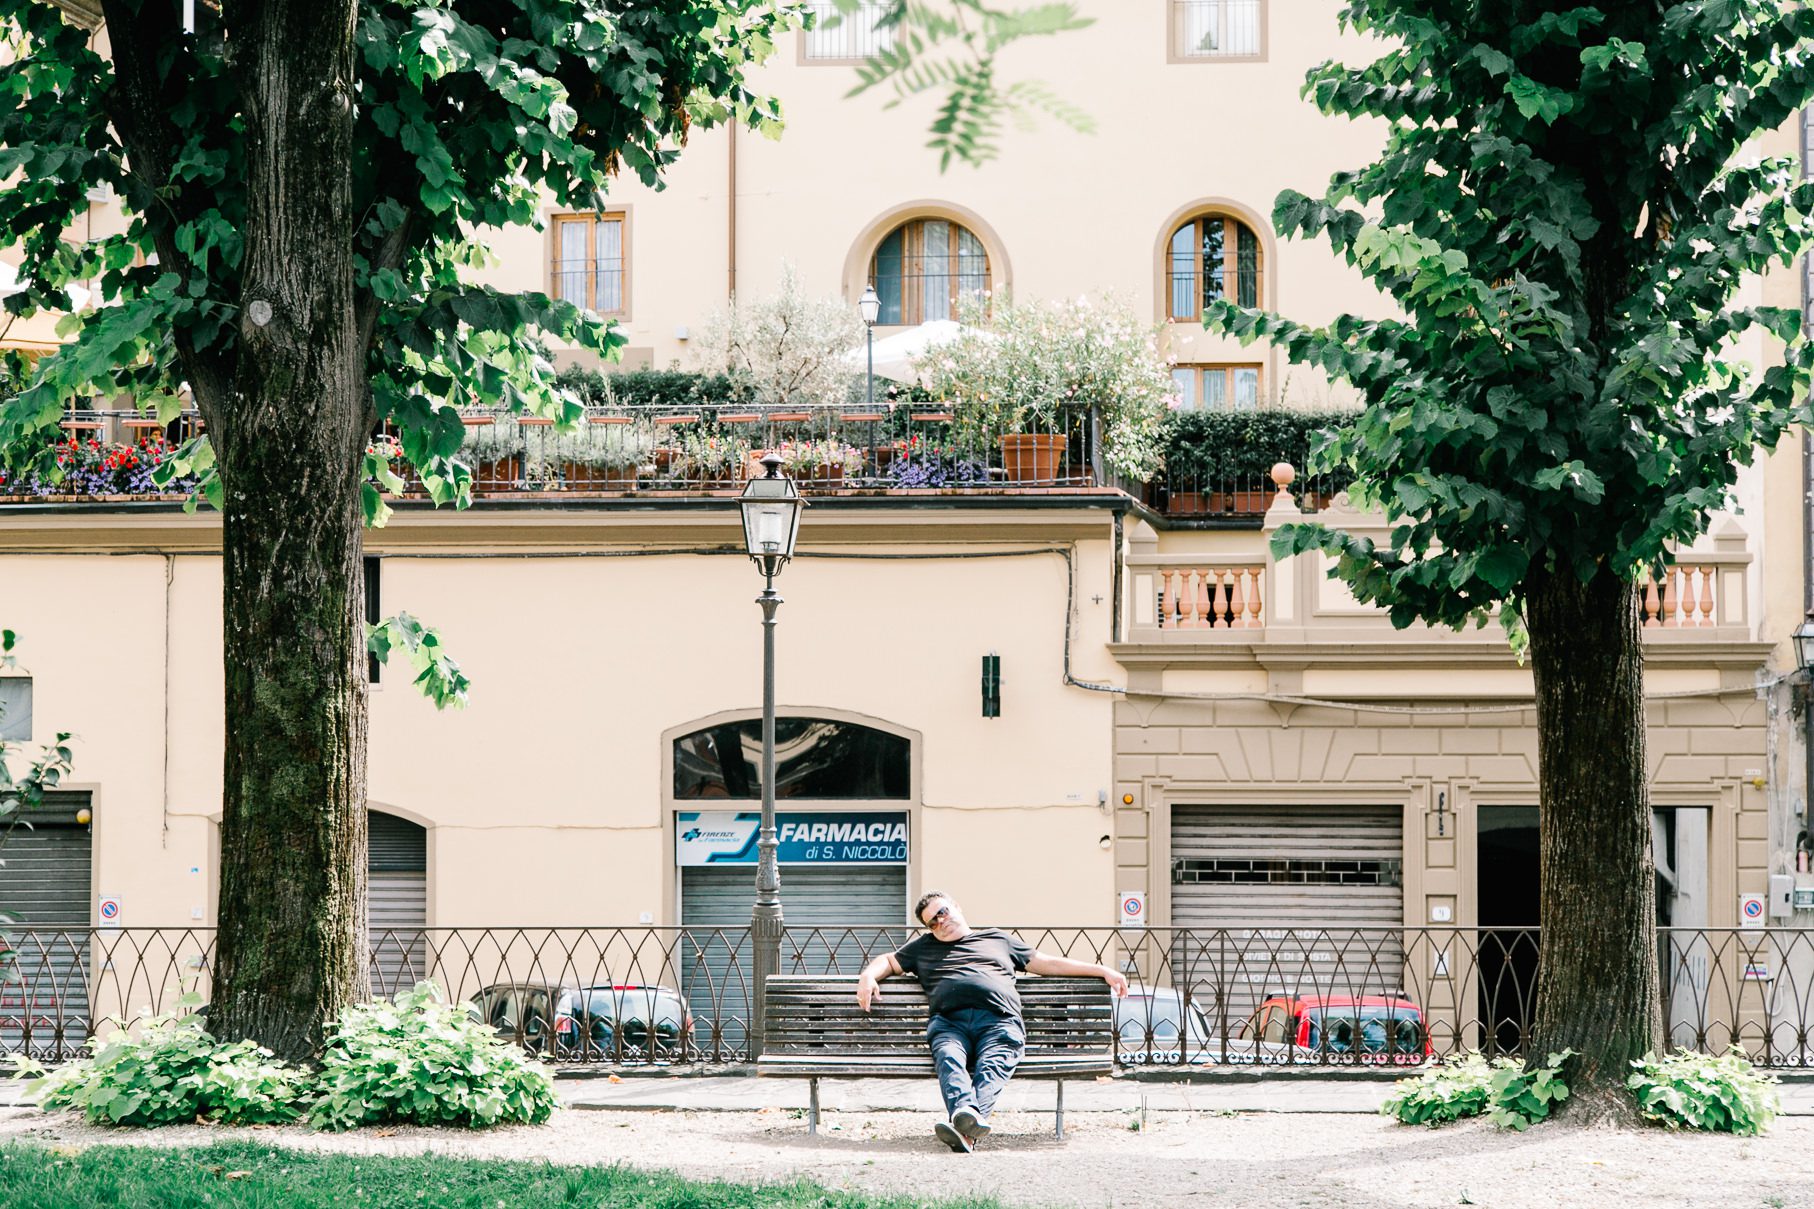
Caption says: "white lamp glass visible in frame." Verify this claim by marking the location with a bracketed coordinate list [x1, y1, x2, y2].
[859, 284, 881, 326]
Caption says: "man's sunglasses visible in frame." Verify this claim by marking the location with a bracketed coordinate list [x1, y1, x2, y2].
[924, 905, 952, 926]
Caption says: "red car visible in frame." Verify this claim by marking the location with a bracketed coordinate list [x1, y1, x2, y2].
[1237, 994, 1430, 1065]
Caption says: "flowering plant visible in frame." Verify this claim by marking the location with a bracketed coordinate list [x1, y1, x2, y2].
[885, 434, 988, 487]
[777, 439, 864, 478]
[917, 294, 1172, 481]
[0, 435, 193, 498]
[678, 428, 751, 479]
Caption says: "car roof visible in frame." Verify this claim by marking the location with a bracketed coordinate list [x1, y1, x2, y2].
[1271, 995, 1422, 1012]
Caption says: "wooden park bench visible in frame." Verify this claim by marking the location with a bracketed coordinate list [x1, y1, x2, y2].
[754, 973, 1114, 1138]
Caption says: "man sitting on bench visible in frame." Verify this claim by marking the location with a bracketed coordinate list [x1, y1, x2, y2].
[855, 890, 1127, 1153]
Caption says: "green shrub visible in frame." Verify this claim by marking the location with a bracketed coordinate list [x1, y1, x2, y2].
[1381, 1052, 1499, 1126]
[12, 1000, 309, 1127]
[309, 982, 558, 1131]
[555, 366, 749, 411]
[1382, 1049, 1573, 1129]
[1628, 1049, 1780, 1134]
[1488, 1049, 1573, 1130]
[1160, 407, 1357, 485]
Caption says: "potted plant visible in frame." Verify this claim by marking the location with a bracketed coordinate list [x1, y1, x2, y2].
[542, 422, 652, 489]
[919, 295, 1170, 486]
[678, 428, 752, 488]
[777, 439, 864, 490]
[460, 415, 522, 491]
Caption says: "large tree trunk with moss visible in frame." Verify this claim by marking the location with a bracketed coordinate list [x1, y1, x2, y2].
[1525, 565, 1663, 1121]
[205, 0, 368, 1063]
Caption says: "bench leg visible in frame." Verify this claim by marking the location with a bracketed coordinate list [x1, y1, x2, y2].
[809, 1076, 820, 1135]
[1054, 1079, 1065, 1141]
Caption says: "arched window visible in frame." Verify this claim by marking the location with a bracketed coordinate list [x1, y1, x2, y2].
[673, 717, 910, 800]
[1166, 213, 1262, 320]
[870, 217, 990, 325]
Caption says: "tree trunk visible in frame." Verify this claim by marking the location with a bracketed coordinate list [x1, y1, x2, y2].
[1525, 565, 1662, 1122]
[208, 0, 367, 1063]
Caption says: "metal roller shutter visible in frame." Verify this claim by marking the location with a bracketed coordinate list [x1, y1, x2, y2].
[680, 865, 910, 1056]
[0, 793, 91, 1059]
[368, 812, 427, 998]
[1170, 805, 1404, 1028]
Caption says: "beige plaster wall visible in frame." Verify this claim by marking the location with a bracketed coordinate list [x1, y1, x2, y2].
[2, 517, 1122, 930]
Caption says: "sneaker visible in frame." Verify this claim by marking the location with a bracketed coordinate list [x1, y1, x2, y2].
[952, 1107, 991, 1140]
[933, 1120, 972, 1153]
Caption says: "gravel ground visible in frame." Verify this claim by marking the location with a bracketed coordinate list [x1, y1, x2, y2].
[2, 1105, 1813, 1208]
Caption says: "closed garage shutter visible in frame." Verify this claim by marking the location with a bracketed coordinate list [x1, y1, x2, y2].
[368, 811, 428, 999]
[0, 793, 91, 1059]
[1170, 805, 1404, 1028]
[680, 865, 909, 1057]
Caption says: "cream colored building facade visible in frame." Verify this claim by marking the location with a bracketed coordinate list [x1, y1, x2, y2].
[2, 3, 1813, 1046]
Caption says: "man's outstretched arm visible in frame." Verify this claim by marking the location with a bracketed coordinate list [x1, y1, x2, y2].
[1026, 952, 1129, 996]
[856, 951, 903, 1010]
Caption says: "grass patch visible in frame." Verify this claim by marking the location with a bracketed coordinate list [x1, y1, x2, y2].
[0, 1141, 1004, 1208]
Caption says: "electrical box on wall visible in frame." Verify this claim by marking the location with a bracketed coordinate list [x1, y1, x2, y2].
[981, 653, 1001, 718]
[1770, 874, 1795, 919]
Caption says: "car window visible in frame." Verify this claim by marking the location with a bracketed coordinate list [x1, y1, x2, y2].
[1260, 1007, 1286, 1045]
[523, 989, 552, 1036]
[488, 988, 519, 1031]
[1306, 1008, 1424, 1054]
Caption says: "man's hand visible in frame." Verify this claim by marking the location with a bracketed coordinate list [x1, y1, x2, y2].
[856, 973, 883, 1011]
[1102, 966, 1129, 997]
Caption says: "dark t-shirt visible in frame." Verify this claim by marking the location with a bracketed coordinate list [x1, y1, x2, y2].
[893, 928, 1035, 1018]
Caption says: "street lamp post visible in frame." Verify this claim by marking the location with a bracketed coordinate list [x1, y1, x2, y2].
[859, 285, 880, 410]
[738, 453, 803, 1059]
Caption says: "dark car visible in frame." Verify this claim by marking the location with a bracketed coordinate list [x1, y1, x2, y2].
[470, 982, 695, 1062]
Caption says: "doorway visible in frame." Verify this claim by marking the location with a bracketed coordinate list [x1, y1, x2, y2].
[1476, 805, 1539, 1056]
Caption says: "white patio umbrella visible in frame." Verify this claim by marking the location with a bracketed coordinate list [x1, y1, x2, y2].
[842, 319, 990, 388]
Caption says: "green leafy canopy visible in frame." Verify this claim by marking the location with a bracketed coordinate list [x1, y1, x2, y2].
[0, 0, 800, 525]
[1207, 0, 1814, 633]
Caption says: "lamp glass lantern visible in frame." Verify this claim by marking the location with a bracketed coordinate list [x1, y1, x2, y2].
[858, 284, 881, 327]
[1795, 611, 1814, 676]
[739, 454, 803, 578]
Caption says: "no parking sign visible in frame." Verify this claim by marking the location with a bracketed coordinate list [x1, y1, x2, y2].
[1740, 893, 1766, 929]
[1118, 891, 1146, 928]
[98, 896, 121, 927]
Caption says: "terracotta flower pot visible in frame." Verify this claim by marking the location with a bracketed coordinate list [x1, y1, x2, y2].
[797, 465, 845, 492]
[1167, 491, 1209, 515]
[999, 434, 1067, 484]
[476, 455, 521, 490]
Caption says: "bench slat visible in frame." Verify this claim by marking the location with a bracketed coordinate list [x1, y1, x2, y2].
[757, 974, 1113, 1079]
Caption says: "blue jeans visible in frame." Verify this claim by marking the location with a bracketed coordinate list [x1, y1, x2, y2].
[926, 1007, 1025, 1119]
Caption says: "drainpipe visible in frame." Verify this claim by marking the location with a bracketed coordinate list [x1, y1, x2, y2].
[1801, 104, 1813, 862]
[727, 122, 738, 299]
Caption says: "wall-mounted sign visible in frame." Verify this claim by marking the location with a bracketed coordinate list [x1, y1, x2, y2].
[1740, 893, 1766, 928]
[1117, 891, 1146, 928]
[677, 811, 909, 867]
[97, 896, 121, 925]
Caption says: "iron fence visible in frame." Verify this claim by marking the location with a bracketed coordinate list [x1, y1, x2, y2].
[8, 925, 1809, 1069]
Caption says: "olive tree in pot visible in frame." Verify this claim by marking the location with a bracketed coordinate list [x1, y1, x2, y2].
[919, 295, 1170, 485]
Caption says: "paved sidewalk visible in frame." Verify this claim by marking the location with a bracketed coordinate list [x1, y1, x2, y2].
[554, 1070, 1814, 1115]
[9, 1071, 1814, 1115]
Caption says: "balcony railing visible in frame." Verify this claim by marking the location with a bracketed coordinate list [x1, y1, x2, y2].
[803, 0, 894, 60]
[1172, 0, 1263, 59]
[4, 925, 1811, 1069]
[0, 405, 1120, 502]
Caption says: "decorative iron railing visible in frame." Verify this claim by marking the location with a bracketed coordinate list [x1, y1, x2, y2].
[6, 926, 1814, 1070]
[0, 405, 1117, 501]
